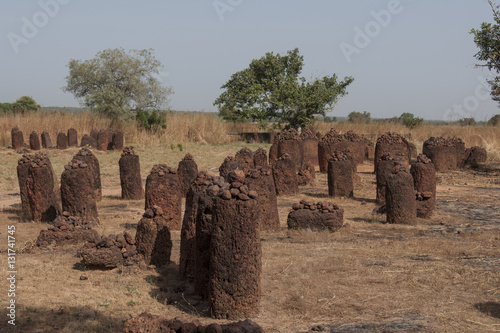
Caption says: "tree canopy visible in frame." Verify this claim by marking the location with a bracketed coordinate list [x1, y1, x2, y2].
[471, 1, 500, 104]
[214, 48, 354, 129]
[348, 111, 371, 124]
[63, 48, 172, 120]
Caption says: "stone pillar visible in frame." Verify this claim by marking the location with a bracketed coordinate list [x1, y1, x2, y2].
[17, 154, 35, 221]
[376, 153, 398, 205]
[26, 154, 60, 222]
[29, 131, 41, 150]
[328, 151, 354, 198]
[344, 130, 365, 167]
[90, 129, 99, 142]
[300, 129, 319, 169]
[11, 126, 24, 149]
[244, 167, 279, 230]
[73, 148, 102, 201]
[67, 128, 78, 147]
[97, 130, 108, 151]
[277, 129, 303, 170]
[119, 147, 144, 200]
[318, 129, 349, 172]
[386, 166, 417, 225]
[61, 159, 98, 225]
[112, 130, 124, 150]
[411, 154, 436, 218]
[464, 146, 487, 166]
[56, 132, 68, 149]
[80, 134, 97, 148]
[374, 132, 410, 173]
[235, 147, 254, 172]
[268, 142, 278, 164]
[272, 154, 298, 196]
[287, 200, 344, 232]
[145, 164, 182, 230]
[253, 148, 268, 167]
[219, 156, 239, 181]
[177, 153, 199, 197]
[209, 188, 261, 319]
[41, 131, 53, 149]
[135, 207, 172, 266]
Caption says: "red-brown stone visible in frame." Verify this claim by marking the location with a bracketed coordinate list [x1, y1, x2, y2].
[135, 207, 172, 266]
[29, 131, 40, 150]
[119, 147, 144, 200]
[272, 154, 299, 196]
[177, 153, 198, 196]
[73, 148, 102, 201]
[244, 167, 280, 230]
[11, 126, 24, 149]
[41, 131, 53, 149]
[386, 166, 417, 225]
[411, 154, 436, 218]
[67, 128, 78, 147]
[287, 201, 344, 232]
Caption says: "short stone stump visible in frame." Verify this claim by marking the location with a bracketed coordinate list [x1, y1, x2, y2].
[287, 200, 344, 232]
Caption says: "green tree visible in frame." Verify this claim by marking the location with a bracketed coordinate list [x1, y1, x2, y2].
[12, 96, 40, 114]
[488, 114, 500, 125]
[471, 1, 500, 104]
[214, 48, 353, 129]
[399, 112, 423, 129]
[0, 103, 13, 114]
[348, 111, 371, 124]
[63, 48, 172, 120]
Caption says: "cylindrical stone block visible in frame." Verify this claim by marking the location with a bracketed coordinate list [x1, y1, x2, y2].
[56, 132, 68, 150]
[90, 129, 99, 142]
[11, 127, 24, 149]
[318, 129, 349, 172]
[344, 130, 365, 167]
[80, 134, 97, 148]
[145, 164, 182, 230]
[209, 196, 261, 319]
[253, 148, 268, 167]
[29, 131, 40, 150]
[386, 168, 417, 225]
[41, 131, 53, 149]
[61, 159, 98, 225]
[235, 147, 254, 171]
[17, 154, 35, 221]
[67, 128, 78, 147]
[135, 207, 172, 266]
[112, 130, 124, 150]
[73, 148, 102, 201]
[301, 129, 319, 169]
[272, 154, 299, 196]
[328, 157, 354, 198]
[278, 140, 303, 170]
[119, 147, 143, 200]
[287, 201, 344, 232]
[465, 146, 487, 165]
[269, 142, 278, 164]
[219, 156, 240, 182]
[376, 155, 398, 205]
[178, 153, 199, 196]
[245, 167, 280, 230]
[97, 130, 108, 151]
[411, 154, 436, 218]
[374, 132, 410, 173]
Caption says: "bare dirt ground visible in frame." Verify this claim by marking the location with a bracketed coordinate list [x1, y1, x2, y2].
[0, 144, 499, 333]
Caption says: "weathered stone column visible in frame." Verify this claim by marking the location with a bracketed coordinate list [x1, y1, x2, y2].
[318, 129, 349, 172]
[245, 167, 279, 230]
[11, 126, 24, 149]
[41, 131, 53, 148]
[235, 147, 254, 171]
[177, 153, 198, 196]
[219, 156, 240, 181]
[29, 131, 40, 150]
[300, 129, 319, 169]
[17, 153, 35, 221]
[253, 147, 268, 167]
[374, 132, 410, 173]
[57, 132, 68, 149]
[73, 148, 102, 201]
[411, 154, 436, 218]
[119, 146, 144, 200]
[67, 128, 78, 147]
[272, 154, 299, 196]
[386, 165, 417, 225]
[135, 207, 172, 266]
[277, 129, 303, 170]
[328, 151, 354, 198]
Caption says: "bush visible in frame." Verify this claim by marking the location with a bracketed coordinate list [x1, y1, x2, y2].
[136, 110, 166, 131]
[399, 112, 423, 129]
[12, 96, 40, 114]
[348, 111, 371, 124]
[488, 114, 500, 126]
[457, 117, 476, 126]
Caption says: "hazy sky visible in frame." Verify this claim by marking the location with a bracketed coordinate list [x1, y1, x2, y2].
[1, 0, 499, 121]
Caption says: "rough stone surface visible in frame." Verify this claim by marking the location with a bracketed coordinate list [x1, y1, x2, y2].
[374, 132, 410, 173]
[145, 164, 182, 230]
[245, 167, 280, 230]
[61, 158, 99, 225]
[376, 153, 403, 205]
[209, 196, 261, 319]
[269, 142, 278, 164]
[29, 131, 41, 150]
[422, 136, 465, 171]
[41, 131, 53, 149]
[80, 134, 97, 148]
[219, 156, 240, 181]
[301, 129, 319, 168]
[56, 132, 68, 150]
[11, 126, 24, 149]
[97, 130, 109, 151]
[272, 154, 299, 196]
[318, 129, 349, 172]
[464, 146, 487, 166]
[361, 137, 374, 161]
[67, 128, 78, 147]
[26, 153, 60, 222]
[235, 147, 254, 172]
[287, 200, 344, 232]
[17, 154, 35, 220]
[122, 312, 264, 333]
[74, 148, 102, 201]
[177, 153, 199, 196]
[386, 166, 417, 225]
[112, 130, 124, 150]
[253, 147, 268, 167]
[36, 215, 99, 247]
[411, 154, 436, 218]
[78, 230, 138, 268]
[135, 207, 172, 266]
[297, 164, 316, 186]
[90, 129, 99, 142]
[328, 152, 354, 198]
[344, 130, 365, 166]
[119, 147, 144, 200]
[277, 129, 303, 170]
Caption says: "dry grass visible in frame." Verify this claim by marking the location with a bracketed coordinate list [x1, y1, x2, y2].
[0, 124, 499, 332]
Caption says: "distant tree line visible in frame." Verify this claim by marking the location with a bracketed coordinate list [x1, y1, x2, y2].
[0, 96, 40, 114]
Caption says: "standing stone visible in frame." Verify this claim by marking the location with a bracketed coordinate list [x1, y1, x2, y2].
[90, 129, 99, 142]
[376, 153, 399, 205]
[80, 134, 97, 148]
[17, 154, 35, 221]
[145, 164, 182, 230]
[11, 126, 24, 149]
[67, 128, 78, 147]
[244, 167, 280, 230]
[411, 154, 436, 218]
[106, 129, 114, 150]
[464, 146, 487, 166]
[361, 137, 374, 161]
[253, 148, 268, 167]
[386, 165, 417, 225]
[344, 130, 365, 167]
[41, 131, 53, 149]
[219, 156, 240, 181]
[135, 207, 172, 266]
[318, 129, 349, 172]
[268, 142, 278, 164]
[272, 154, 299, 196]
[287, 201, 344, 232]
[119, 146, 143, 200]
[26, 153, 60, 222]
[56, 132, 68, 150]
[73, 148, 102, 201]
[297, 164, 316, 186]
[209, 190, 261, 319]
[277, 129, 303, 170]
[374, 132, 410, 173]
[423, 136, 466, 171]
[29, 131, 41, 150]
[235, 147, 254, 172]
[60, 159, 98, 225]
[112, 130, 124, 150]
[97, 130, 108, 151]
[300, 129, 319, 169]
[328, 151, 354, 198]
[177, 153, 199, 197]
